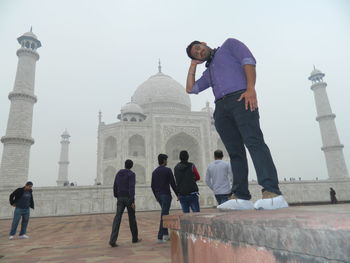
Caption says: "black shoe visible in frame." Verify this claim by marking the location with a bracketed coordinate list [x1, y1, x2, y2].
[132, 238, 142, 243]
[109, 242, 118, 247]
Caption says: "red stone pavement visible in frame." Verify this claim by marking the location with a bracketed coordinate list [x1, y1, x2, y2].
[0, 209, 204, 263]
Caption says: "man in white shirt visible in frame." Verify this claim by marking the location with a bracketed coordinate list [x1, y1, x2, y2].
[205, 150, 233, 205]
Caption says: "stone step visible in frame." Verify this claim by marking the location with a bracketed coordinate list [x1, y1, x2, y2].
[164, 204, 350, 263]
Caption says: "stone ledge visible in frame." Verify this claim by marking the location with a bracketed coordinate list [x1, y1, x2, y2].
[164, 205, 350, 263]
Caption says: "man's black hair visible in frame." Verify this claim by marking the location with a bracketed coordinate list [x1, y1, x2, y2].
[179, 150, 189, 162]
[158, 154, 168, 165]
[214, 150, 224, 159]
[125, 159, 133, 169]
[25, 181, 33, 186]
[186, 40, 201, 59]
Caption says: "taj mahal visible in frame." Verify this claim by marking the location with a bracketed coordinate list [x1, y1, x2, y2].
[96, 62, 228, 187]
[0, 30, 349, 219]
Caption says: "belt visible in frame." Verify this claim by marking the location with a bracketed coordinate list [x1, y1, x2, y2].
[215, 89, 245, 103]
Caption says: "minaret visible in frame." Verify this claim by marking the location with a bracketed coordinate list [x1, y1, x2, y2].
[308, 67, 349, 179]
[0, 29, 41, 188]
[57, 130, 70, 186]
[95, 110, 103, 185]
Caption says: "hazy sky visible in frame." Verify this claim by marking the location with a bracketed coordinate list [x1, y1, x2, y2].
[0, 0, 349, 186]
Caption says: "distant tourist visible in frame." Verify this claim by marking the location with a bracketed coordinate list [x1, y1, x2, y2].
[8, 181, 34, 240]
[330, 187, 338, 204]
[205, 150, 233, 205]
[109, 159, 141, 247]
[151, 154, 178, 243]
[185, 38, 288, 210]
[174, 150, 200, 213]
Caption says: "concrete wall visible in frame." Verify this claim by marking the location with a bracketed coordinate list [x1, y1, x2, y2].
[1, 179, 350, 219]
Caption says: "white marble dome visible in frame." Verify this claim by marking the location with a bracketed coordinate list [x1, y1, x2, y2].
[23, 31, 38, 39]
[308, 67, 325, 82]
[121, 102, 144, 115]
[310, 68, 323, 76]
[132, 72, 191, 112]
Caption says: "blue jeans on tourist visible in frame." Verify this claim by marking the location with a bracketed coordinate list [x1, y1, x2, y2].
[214, 90, 282, 200]
[215, 194, 230, 205]
[157, 194, 172, 240]
[9, 207, 30, 236]
[179, 194, 200, 213]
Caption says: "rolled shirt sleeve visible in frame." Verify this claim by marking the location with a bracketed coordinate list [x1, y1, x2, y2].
[189, 71, 211, 95]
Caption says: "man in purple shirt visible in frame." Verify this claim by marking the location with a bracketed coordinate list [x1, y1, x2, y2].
[151, 154, 178, 243]
[185, 38, 288, 210]
[109, 159, 141, 247]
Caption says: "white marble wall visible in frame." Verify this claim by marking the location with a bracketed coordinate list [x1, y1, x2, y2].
[1, 179, 350, 219]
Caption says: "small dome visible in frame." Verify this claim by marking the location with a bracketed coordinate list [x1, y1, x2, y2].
[308, 67, 325, 81]
[17, 29, 42, 48]
[23, 31, 38, 39]
[310, 68, 322, 76]
[61, 130, 70, 139]
[121, 102, 144, 115]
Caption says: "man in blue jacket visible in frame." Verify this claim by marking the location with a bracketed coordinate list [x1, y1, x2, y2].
[185, 38, 288, 210]
[151, 154, 178, 243]
[109, 160, 141, 247]
[9, 181, 34, 240]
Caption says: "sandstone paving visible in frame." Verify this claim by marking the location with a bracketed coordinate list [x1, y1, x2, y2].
[0, 209, 191, 263]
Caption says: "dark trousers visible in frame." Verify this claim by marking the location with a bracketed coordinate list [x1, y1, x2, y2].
[215, 194, 230, 205]
[179, 194, 200, 213]
[157, 194, 172, 240]
[331, 195, 337, 204]
[109, 197, 138, 244]
[214, 91, 282, 200]
[9, 208, 30, 236]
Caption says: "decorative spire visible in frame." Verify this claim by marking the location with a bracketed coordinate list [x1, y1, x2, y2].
[98, 110, 102, 123]
[158, 59, 162, 73]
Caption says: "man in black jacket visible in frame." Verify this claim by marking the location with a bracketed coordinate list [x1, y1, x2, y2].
[174, 151, 200, 213]
[9, 181, 34, 240]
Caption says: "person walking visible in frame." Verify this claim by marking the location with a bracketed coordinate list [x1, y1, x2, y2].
[174, 150, 200, 213]
[109, 159, 141, 247]
[9, 181, 34, 240]
[330, 187, 337, 204]
[205, 150, 233, 205]
[151, 154, 178, 243]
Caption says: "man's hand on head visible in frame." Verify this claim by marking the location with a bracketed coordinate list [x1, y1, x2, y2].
[191, 59, 204, 66]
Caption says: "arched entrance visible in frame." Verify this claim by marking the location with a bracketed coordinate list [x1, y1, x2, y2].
[165, 132, 201, 173]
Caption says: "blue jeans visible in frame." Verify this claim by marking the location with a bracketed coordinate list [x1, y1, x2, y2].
[10, 207, 30, 236]
[179, 194, 200, 213]
[215, 194, 230, 205]
[214, 91, 282, 200]
[157, 194, 172, 240]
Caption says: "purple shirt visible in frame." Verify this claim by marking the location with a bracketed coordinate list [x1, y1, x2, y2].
[113, 169, 136, 201]
[190, 38, 256, 101]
